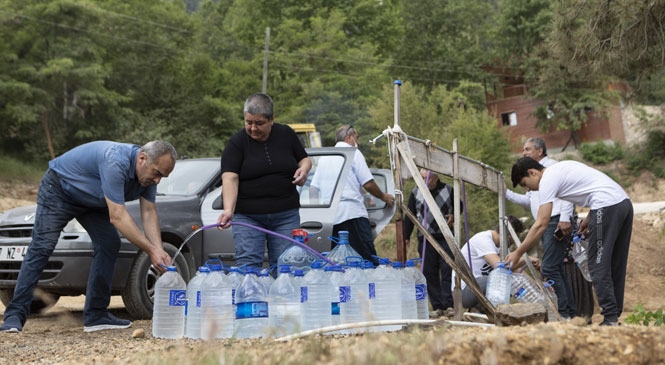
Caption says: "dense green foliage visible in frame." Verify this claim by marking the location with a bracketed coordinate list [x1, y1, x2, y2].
[625, 303, 665, 327]
[579, 141, 624, 165]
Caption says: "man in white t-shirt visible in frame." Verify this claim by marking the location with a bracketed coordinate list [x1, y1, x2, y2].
[508, 157, 633, 326]
[506, 138, 576, 318]
[329, 125, 394, 265]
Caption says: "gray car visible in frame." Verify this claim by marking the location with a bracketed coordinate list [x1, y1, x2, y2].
[0, 148, 394, 319]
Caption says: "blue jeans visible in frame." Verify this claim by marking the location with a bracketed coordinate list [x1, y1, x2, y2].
[4, 170, 121, 325]
[231, 208, 300, 269]
[542, 215, 577, 318]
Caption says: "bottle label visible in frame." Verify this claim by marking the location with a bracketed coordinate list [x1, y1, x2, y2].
[415, 283, 427, 300]
[235, 301, 269, 319]
[196, 290, 202, 307]
[339, 286, 351, 303]
[331, 302, 340, 316]
[368, 283, 376, 299]
[169, 290, 187, 307]
[301, 286, 308, 303]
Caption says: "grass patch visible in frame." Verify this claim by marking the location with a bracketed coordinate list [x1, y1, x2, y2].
[0, 155, 46, 184]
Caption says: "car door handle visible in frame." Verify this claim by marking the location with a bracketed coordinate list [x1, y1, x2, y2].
[300, 221, 323, 229]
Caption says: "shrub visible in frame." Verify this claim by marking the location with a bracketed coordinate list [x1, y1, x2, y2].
[579, 141, 624, 165]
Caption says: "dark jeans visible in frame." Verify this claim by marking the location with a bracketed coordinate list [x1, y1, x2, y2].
[332, 217, 378, 265]
[461, 276, 488, 309]
[4, 169, 121, 325]
[542, 215, 577, 318]
[417, 236, 453, 310]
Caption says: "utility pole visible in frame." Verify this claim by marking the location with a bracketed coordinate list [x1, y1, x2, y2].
[262, 27, 270, 94]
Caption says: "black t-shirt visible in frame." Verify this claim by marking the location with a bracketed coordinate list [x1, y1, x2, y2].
[221, 123, 308, 214]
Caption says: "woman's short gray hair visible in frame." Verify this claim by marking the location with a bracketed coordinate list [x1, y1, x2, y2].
[140, 140, 177, 163]
[243, 93, 274, 119]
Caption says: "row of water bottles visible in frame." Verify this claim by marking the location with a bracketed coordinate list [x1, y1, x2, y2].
[152, 230, 430, 339]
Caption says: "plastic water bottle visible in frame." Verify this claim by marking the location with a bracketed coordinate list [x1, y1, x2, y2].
[277, 229, 318, 273]
[257, 268, 275, 293]
[301, 261, 333, 331]
[405, 259, 429, 320]
[152, 265, 187, 339]
[234, 268, 269, 338]
[184, 266, 210, 339]
[369, 258, 402, 331]
[572, 235, 592, 282]
[227, 266, 244, 305]
[393, 261, 417, 320]
[339, 258, 371, 333]
[200, 260, 234, 339]
[268, 265, 301, 337]
[543, 280, 559, 322]
[511, 272, 544, 304]
[327, 231, 361, 266]
[485, 262, 512, 307]
[324, 264, 345, 330]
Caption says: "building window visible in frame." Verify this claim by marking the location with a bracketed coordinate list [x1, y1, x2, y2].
[501, 111, 517, 126]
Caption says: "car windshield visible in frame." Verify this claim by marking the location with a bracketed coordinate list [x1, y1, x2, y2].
[156, 159, 219, 195]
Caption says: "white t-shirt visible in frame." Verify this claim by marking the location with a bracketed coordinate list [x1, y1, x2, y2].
[506, 156, 574, 221]
[451, 230, 498, 290]
[333, 141, 374, 224]
[539, 160, 629, 210]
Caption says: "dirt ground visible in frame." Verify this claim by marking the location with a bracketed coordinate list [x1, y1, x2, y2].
[1, 176, 664, 364]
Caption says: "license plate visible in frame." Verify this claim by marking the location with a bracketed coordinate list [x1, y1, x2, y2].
[0, 246, 28, 261]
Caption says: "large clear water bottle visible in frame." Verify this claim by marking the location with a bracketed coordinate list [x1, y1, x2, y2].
[339, 258, 371, 333]
[268, 265, 301, 337]
[277, 229, 318, 274]
[152, 265, 187, 339]
[200, 260, 234, 339]
[327, 231, 361, 266]
[234, 268, 269, 338]
[184, 266, 210, 339]
[572, 235, 593, 282]
[369, 258, 402, 331]
[323, 264, 345, 329]
[485, 262, 512, 307]
[543, 280, 559, 322]
[301, 261, 333, 331]
[405, 259, 429, 320]
[257, 268, 275, 293]
[510, 272, 545, 304]
[393, 261, 417, 320]
[227, 266, 244, 305]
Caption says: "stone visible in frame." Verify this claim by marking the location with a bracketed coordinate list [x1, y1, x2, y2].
[494, 302, 547, 326]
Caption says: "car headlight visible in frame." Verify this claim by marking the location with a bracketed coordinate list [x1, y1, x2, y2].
[62, 219, 87, 233]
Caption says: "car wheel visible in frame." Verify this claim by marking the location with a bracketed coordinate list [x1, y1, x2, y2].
[0, 288, 60, 315]
[121, 242, 191, 320]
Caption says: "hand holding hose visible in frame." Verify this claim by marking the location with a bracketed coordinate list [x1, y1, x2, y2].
[217, 211, 233, 230]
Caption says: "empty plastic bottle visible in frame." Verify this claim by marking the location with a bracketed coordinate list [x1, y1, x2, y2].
[184, 266, 210, 339]
[227, 266, 244, 305]
[234, 268, 269, 339]
[369, 258, 402, 331]
[200, 260, 234, 339]
[277, 229, 319, 274]
[405, 259, 429, 320]
[152, 265, 187, 339]
[572, 235, 592, 282]
[393, 261, 417, 320]
[268, 265, 301, 336]
[301, 261, 333, 331]
[485, 262, 512, 307]
[327, 231, 361, 266]
[339, 258, 371, 333]
[257, 268, 275, 293]
[511, 272, 545, 304]
[324, 264, 345, 329]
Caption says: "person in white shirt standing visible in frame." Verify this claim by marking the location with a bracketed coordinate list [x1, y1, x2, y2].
[507, 156, 633, 326]
[505, 138, 577, 318]
[330, 124, 394, 266]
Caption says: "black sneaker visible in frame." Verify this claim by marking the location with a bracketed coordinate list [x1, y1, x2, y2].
[599, 320, 620, 326]
[83, 312, 132, 333]
[0, 316, 23, 333]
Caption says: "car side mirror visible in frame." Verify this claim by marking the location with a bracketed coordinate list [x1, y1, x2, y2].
[212, 196, 223, 210]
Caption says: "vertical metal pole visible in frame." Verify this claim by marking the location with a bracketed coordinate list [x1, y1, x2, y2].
[498, 173, 508, 259]
[262, 27, 270, 94]
[452, 139, 463, 320]
[392, 80, 406, 263]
